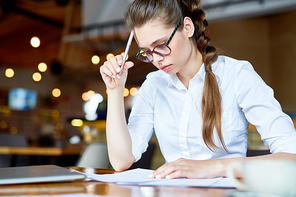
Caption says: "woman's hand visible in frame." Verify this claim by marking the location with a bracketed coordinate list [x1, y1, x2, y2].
[99, 55, 134, 90]
[149, 158, 222, 179]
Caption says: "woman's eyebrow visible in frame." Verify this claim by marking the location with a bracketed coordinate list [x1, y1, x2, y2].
[151, 36, 167, 46]
[137, 37, 167, 50]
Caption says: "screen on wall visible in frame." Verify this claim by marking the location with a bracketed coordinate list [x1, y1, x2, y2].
[8, 88, 37, 111]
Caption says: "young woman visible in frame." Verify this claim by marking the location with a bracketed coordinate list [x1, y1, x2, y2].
[100, 0, 296, 179]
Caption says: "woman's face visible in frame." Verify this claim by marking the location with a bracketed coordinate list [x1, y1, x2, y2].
[134, 18, 195, 75]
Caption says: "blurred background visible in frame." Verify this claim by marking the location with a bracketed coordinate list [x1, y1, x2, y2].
[0, 0, 296, 169]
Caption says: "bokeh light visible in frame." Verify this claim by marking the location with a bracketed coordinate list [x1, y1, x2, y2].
[52, 88, 61, 97]
[87, 90, 95, 99]
[106, 53, 114, 61]
[56, 123, 64, 131]
[32, 72, 42, 82]
[82, 90, 95, 101]
[82, 92, 88, 101]
[5, 68, 14, 78]
[10, 127, 18, 134]
[38, 62, 47, 72]
[51, 109, 60, 118]
[130, 87, 138, 96]
[0, 121, 8, 130]
[121, 52, 129, 61]
[91, 55, 100, 64]
[71, 119, 83, 127]
[124, 88, 129, 97]
[30, 36, 40, 48]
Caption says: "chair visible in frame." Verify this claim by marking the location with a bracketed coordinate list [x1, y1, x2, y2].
[247, 149, 270, 157]
[76, 141, 110, 168]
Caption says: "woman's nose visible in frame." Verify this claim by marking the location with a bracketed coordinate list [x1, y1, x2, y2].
[152, 53, 164, 64]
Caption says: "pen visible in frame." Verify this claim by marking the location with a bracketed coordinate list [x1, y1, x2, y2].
[119, 30, 134, 76]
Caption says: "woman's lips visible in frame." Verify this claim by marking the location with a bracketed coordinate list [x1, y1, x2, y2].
[160, 65, 172, 71]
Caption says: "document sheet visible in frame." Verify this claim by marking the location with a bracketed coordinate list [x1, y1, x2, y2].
[83, 168, 236, 188]
[5, 195, 115, 197]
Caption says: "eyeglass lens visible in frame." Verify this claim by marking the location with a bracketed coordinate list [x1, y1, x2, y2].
[137, 44, 171, 62]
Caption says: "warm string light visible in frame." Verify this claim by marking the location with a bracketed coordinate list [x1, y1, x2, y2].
[82, 90, 96, 101]
[121, 52, 129, 61]
[5, 68, 14, 78]
[52, 88, 61, 98]
[51, 109, 59, 118]
[38, 62, 47, 72]
[106, 53, 114, 60]
[32, 72, 42, 82]
[91, 55, 100, 64]
[130, 87, 138, 96]
[30, 36, 40, 48]
[0, 121, 8, 130]
[10, 127, 18, 134]
[124, 88, 129, 97]
[71, 119, 83, 127]
[56, 123, 64, 131]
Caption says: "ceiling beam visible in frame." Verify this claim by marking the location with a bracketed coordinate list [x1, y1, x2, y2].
[13, 6, 64, 28]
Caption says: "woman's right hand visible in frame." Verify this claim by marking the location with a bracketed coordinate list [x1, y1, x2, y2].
[99, 54, 134, 90]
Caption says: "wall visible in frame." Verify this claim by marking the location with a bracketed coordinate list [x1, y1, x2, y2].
[207, 17, 271, 84]
[269, 11, 296, 112]
[207, 10, 296, 112]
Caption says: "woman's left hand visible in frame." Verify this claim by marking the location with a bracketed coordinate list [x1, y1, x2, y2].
[149, 158, 221, 179]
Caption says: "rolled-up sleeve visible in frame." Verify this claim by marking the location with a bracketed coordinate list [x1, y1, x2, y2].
[127, 80, 156, 161]
[234, 63, 296, 154]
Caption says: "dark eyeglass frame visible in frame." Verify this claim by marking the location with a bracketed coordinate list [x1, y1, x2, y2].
[136, 19, 182, 63]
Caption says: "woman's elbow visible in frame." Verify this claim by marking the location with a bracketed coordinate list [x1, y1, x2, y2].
[110, 156, 135, 171]
[112, 163, 131, 171]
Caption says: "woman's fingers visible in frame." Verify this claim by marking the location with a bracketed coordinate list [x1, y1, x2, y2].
[152, 165, 182, 179]
[150, 162, 179, 179]
[101, 54, 133, 79]
[100, 56, 123, 78]
[149, 158, 205, 179]
[99, 53, 134, 90]
[106, 56, 121, 78]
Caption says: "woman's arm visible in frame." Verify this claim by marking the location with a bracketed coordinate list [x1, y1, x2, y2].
[149, 152, 296, 179]
[100, 55, 135, 171]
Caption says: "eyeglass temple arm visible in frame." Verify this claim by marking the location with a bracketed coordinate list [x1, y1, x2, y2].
[165, 19, 182, 45]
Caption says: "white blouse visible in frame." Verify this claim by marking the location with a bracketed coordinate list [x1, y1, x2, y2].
[127, 56, 296, 163]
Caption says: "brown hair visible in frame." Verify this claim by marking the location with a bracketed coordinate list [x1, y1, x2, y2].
[125, 0, 226, 152]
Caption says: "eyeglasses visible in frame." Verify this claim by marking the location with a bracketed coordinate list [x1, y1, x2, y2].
[136, 19, 182, 63]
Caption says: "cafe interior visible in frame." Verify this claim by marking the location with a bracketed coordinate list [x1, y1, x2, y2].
[0, 0, 296, 171]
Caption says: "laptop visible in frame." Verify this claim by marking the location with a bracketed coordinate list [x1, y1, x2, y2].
[0, 165, 86, 185]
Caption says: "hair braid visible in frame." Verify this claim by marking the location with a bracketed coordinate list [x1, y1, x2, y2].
[197, 12, 226, 152]
[180, 0, 226, 152]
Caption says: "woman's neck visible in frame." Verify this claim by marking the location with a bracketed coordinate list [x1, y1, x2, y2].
[177, 49, 203, 89]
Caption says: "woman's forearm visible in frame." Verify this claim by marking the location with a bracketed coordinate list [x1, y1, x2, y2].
[106, 87, 135, 171]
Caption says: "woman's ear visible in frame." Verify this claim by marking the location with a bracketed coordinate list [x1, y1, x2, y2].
[183, 17, 195, 38]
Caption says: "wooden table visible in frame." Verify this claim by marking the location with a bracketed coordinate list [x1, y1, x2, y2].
[0, 167, 237, 196]
[0, 144, 83, 167]
[0, 144, 83, 156]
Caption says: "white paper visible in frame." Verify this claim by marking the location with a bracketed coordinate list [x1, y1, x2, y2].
[10, 194, 118, 197]
[86, 168, 236, 188]
[86, 168, 154, 183]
